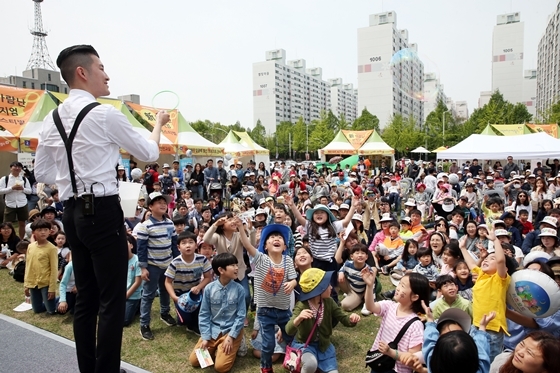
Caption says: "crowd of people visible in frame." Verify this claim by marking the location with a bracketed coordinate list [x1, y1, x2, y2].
[2, 154, 560, 373]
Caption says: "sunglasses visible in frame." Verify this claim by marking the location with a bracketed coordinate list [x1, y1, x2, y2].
[437, 223, 446, 227]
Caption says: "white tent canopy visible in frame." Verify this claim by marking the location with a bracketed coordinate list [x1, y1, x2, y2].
[411, 146, 430, 153]
[436, 132, 560, 160]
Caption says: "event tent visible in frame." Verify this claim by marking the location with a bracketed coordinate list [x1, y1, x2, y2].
[319, 130, 358, 158]
[436, 132, 560, 160]
[126, 102, 224, 157]
[480, 124, 501, 136]
[358, 131, 395, 155]
[19, 93, 61, 152]
[233, 130, 270, 168]
[218, 131, 255, 165]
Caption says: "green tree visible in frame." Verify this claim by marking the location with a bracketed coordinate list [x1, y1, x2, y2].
[309, 117, 335, 151]
[292, 117, 307, 156]
[250, 119, 267, 146]
[274, 121, 293, 159]
[538, 99, 560, 124]
[381, 114, 424, 153]
[352, 108, 380, 132]
[424, 100, 455, 149]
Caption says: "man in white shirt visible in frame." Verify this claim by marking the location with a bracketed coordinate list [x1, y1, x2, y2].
[34, 45, 167, 373]
[0, 161, 31, 238]
[424, 168, 438, 192]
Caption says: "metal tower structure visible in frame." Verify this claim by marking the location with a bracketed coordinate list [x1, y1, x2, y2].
[26, 0, 56, 70]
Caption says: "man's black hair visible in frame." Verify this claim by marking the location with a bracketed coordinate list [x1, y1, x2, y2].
[212, 253, 238, 276]
[173, 218, 186, 226]
[56, 45, 99, 85]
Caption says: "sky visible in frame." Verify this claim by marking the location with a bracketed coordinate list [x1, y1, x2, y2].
[1, 0, 557, 129]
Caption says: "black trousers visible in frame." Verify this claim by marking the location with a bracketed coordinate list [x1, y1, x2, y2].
[63, 195, 127, 373]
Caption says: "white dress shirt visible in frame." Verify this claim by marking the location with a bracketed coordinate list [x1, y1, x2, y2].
[0, 174, 32, 208]
[35, 89, 160, 201]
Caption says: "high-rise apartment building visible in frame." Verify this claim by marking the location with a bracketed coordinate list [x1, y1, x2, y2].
[492, 12, 524, 104]
[357, 11, 424, 129]
[253, 49, 357, 135]
[522, 69, 537, 117]
[423, 73, 446, 121]
[328, 78, 358, 123]
[455, 101, 469, 121]
[536, 2, 560, 116]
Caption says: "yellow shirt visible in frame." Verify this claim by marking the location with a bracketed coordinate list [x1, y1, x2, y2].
[24, 241, 58, 292]
[472, 266, 510, 334]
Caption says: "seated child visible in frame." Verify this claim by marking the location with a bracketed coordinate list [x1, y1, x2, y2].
[378, 222, 405, 274]
[390, 239, 419, 280]
[125, 234, 142, 326]
[338, 243, 370, 312]
[55, 232, 70, 281]
[57, 252, 76, 315]
[431, 275, 473, 321]
[412, 246, 439, 284]
[24, 218, 57, 314]
[165, 231, 213, 334]
[414, 183, 430, 220]
[517, 209, 534, 236]
[400, 217, 414, 240]
[482, 197, 503, 229]
[454, 260, 474, 302]
[189, 253, 246, 373]
[173, 217, 187, 235]
[286, 268, 360, 373]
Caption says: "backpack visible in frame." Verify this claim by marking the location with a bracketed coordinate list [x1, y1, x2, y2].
[2, 175, 29, 200]
[143, 170, 154, 186]
[13, 260, 25, 282]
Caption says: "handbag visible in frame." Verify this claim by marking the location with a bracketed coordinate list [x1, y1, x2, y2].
[283, 303, 321, 373]
[365, 316, 420, 372]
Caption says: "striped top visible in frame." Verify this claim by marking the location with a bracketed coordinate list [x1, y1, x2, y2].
[305, 220, 344, 261]
[137, 216, 179, 269]
[165, 254, 212, 295]
[339, 260, 370, 294]
[252, 251, 297, 310]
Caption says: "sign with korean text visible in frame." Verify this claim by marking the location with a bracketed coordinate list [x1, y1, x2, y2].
[0, 87, 44, 137]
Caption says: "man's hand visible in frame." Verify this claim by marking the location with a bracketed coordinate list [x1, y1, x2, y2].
[141, 268, 150, 282]
[47, 292, 55, 300]
[200, 340, 209, 350]
[156, 110, 170, 126]
[24, 288, 30, 297]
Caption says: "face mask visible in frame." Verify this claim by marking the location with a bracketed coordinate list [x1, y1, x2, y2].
[514, 184, 521, 189]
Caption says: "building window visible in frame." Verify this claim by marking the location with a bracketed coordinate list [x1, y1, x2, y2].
[31, 82, 35, 89]
[48, 73, 52, 82]
[22, 81, 26, 88]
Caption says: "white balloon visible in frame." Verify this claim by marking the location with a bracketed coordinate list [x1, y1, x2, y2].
[130, 168, 142, 180]
[186, 149, 192, 157]
[506, 269, 560, 318]
[225, 154, 232, 160]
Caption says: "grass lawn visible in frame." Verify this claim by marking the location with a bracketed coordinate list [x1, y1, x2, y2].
[0, 270, 392, 373]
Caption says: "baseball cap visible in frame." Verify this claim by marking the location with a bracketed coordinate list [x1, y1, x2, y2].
[437, 308, 471, 333]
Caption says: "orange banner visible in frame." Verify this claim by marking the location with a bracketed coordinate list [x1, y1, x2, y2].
[127, 102, 178, 144]
[527, 124, 559, 138]
[0, 87, 43, 137]
[342, 130, 373, 149]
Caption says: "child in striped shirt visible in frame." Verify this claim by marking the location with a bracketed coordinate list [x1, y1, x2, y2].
[165, 231, 213, 335]
[338, 243, 371, 312]
[137, 192, 179, 341]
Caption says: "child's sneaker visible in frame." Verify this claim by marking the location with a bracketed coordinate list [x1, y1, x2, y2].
[186, 326, 201, 336]
[361, 303, 371, 316]
[237, 334, 248, 357]
[260, 368, 273, 373]
[381, 266, 389, 275]
[140, 325, 154, 340]
[160, 313, 177, 326]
